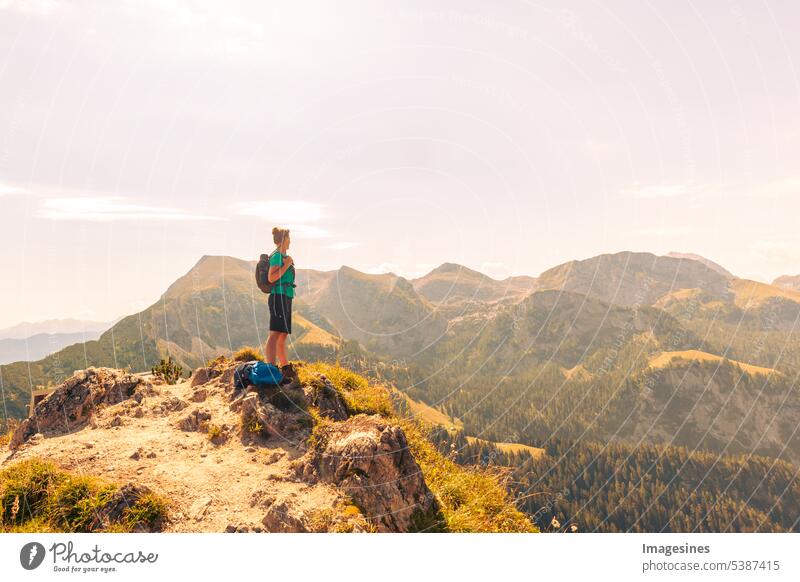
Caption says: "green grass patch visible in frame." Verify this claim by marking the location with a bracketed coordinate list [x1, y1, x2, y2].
[299, 362, 393, 417]
[299, 361, 368, 392]
[0, 458, 168, 532]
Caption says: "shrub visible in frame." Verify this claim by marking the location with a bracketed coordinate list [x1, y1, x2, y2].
[305, 501, 375, 533]
[206, 355, 230, 368]
[151, 357, 183, 384]
[0, 419, 20, 449]
[233, 346, 264, 362]
[206, 424, 224, 443]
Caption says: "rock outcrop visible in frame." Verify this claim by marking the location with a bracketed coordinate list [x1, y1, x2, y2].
[261, 499, 309, 533]
[295, 415, 439, 532]
[302, 374, 349, 421]
[177, 408, 212, 432]
[3, 359, 459, 533]
[232, 392, 301, 437]
[10, 368, 153, 449]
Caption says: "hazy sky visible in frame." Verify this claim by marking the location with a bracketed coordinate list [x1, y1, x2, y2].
[1, 0, 799, 328]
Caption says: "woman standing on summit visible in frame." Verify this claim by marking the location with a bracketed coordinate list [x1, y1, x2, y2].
[265, 227, 296, 380]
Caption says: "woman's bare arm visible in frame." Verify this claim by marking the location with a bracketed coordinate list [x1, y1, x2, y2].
[268, 256, 293, 283]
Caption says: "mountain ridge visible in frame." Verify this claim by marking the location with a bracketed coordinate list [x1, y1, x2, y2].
[773, 274, 800, 292]
[1, 360, 535, 533]
[0, 318, 115, 341]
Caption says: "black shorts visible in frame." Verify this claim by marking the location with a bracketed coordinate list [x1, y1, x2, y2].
[268, 293, 292, 334]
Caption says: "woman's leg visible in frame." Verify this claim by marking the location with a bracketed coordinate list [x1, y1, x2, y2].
[265, 331, 279, 364]
[276, 333, 289, 367]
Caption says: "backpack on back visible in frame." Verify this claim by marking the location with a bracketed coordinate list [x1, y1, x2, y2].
[255, 252, 296, 295]
[255, 253, 275, 294]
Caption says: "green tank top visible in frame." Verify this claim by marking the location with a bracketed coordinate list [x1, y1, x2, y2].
[269, 251, 295, 298]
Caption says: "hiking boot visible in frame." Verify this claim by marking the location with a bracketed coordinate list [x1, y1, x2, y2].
[280, 363, 298, 381]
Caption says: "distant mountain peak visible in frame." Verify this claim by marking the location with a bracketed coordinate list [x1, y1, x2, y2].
[418, 262, 491, 281]
[773, 274, 800, 292]
[536, 250, 732, 307]
[664, 252, 734, 278]
[431, 262, 469, 274]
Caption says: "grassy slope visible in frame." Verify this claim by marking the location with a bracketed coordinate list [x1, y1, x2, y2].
[298, 362, 537, 533]
[649, 350, 776, 377]
[392, 388, 464, 431]
[731, 278, 800, 307]
[465, 436, 545, 459]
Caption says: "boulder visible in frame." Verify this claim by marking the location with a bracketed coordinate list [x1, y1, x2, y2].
[295, 415, 438, 532]
[302, 375, 348, 421]
[10, 368, 149, 449]
[236, 393, 296, 437]
[191, 388, 208, 402]
[177, 409, 212, 432]
[161, 396, 188, 412]
[261, 500, 307, 533]
[190, 366, 220, 387]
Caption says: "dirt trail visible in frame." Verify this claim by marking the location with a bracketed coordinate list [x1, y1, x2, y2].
[0, 375, 344, 532]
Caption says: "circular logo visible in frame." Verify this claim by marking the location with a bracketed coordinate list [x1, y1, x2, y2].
[20, 542, 46, 570]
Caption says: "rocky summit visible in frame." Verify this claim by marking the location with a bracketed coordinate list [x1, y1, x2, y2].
[1, 359, 474, 533]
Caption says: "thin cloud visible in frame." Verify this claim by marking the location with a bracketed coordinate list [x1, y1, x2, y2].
[749, 237, 800, 267]
[325, 241, 360, 250]
[632, 226, 710, 237]
[0, 0, 62, 16]
[0, 182, 29, 197]
[232, 200, 324, 222]
[623, 183, 691, 199]
[232, 200, 329, 238]
[284, 224, 330, 239]
[753, 176, 800, 199]
[37, 197, 219, 222]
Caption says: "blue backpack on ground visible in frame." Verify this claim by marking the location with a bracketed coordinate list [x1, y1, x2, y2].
[248, 361, 283, 385]
[233, 362, 256, 390]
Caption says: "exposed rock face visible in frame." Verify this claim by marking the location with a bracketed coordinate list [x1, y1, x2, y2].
[177, 408, 212, 432]
[261, 500, 308, 533]
[233, 393, 299, 437]
[10, 368, 151, 449]
[295, 415, 438, 532]
[302, 374, 348, 421]
[190, 367, 218, 387]
[190, 387, 208, 402]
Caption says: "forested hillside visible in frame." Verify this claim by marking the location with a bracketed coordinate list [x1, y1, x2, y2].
[429, 430, 800, 532]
